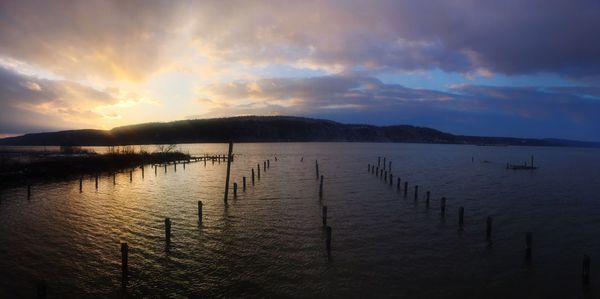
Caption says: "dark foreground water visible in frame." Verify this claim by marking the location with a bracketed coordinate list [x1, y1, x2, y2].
[1, 143, 600, 298]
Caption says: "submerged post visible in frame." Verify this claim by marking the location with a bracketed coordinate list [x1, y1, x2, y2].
[165, 218, 172, 244]
[243, 177, 246, 191]
[525, 232, 532, 261]
[383, 157, 386, 170]
[375, 167, 379, 177]
[389, 174, 393, 186]
[155, 165, 157, 176]
[414, 185, 419, 200]
[404, 182, 408, 196]
[198, 201, 203, 223]
[258, 164, 261, 179]
[79, 177, 83, 192]
[378, 156, 381, 167]
[486, 216, 493, 242]
[326, 226, 332, 255]
[583, 255, 591, 285]
[224, 142, 234, 204]
[174, 163, 177, 172]
[121, 242, 128, 287]
[441, 197, 446, 216]
[267, 159, 270, 168]
[397, 178, 401, 191]
[141, 166, 145, 178]
[389, 161, 391, 171]
[322, 206, 328, 226]
[252, 168, 255, 185]
[233, 182, 238, 199]
[316, 160, 319, 179]
[458, 206, 464, 230]
[95, 174, 98, 190]
[384, 171, 387, 182]
[264, 161, 266, 171]
[129, 171, 133, 182]
[113, 173, 116, 185]
[319, 175, 324, 199]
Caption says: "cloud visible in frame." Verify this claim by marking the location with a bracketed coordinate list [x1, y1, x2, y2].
[196, 75, 600, 140]
[1, 0, 599, 82]
[0, 66, 121, 134]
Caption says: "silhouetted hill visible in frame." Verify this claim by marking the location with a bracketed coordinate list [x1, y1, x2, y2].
[0, 116, 598, 147]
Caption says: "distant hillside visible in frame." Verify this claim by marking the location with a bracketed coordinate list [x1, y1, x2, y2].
[0, 116, 598, 147]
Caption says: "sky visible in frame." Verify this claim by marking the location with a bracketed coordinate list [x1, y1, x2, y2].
[1, 0, 600, 141]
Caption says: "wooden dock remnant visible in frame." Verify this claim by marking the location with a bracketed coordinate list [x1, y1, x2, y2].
[224, 142, 233, 204]
[198, 201, 203, 224]
[121, 243, 128, 287]
[322, 206, 328, 226]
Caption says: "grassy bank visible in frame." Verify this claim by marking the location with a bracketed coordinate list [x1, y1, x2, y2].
[0, 146, 191, 189]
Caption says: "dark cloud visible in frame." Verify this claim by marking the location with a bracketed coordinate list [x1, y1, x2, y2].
[200, 75, 600, 141]
[0, 66, 119, 135]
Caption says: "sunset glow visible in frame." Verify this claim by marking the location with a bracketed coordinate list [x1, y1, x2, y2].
[1, 1, 599, 140]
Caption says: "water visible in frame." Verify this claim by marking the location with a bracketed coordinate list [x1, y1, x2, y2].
[1, 143, 600, 298]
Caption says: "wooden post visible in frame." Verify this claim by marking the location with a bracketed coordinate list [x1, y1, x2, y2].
[233, 182, 238, 198]
[113, 173, 116, 185]
[378, 156, 381, 167]
[389, 174, 393, 186]
[252, 168, 255, 185]
[198, 201, 203, 223]
[129, 171, 133, 182]
[155, 165, 157, 176]
[264, 161, 266, 171]
[165, 218, 172, 244]
[414, 185, 419, 200]
[243, 177, 246, 191]
[384, 171, 387, 182]
[95, 174, 98, 190]
[174, 163, 177, 172]
[583, 255, 591, 285]
[322, 206, 328, 226]
[267, 159, 270, 168]
[121, 243, 128, 287]
[486, 216, 492, 241]
[426, 191, 430, 208]
[458, 206, 464, 230]
[383, 157, 386, 170]
[141, 166, 145, 178]
[525, 232, 532, 261]
[397, 178, 401, 191]
[80, 177, 83, 192]
[183, 163, 186, 170]
[441, 197, 446, 216]
[326, 226, 332, 255]
[164, 164, 167, 174]
[319, 175, 324, 199]
[315, 160, 319, 179]
[388, 161, 391, 171]
[404, 182, 408, 196]
[224, 142, 233, 204]
[380, 169, 383, 179]
[27, 185, 31, 200]
[375, 167, 379, 177]
[257, 163, 261, 179]
[37, 281, 47, 298]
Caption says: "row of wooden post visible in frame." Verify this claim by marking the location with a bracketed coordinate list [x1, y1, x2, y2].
[369, 159, 592, 286]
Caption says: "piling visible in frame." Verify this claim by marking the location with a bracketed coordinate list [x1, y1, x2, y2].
[198, 201, 203, 223]
[383, 157, 386, 170]
[426, 191, 430, 208]
[258, 164, 261, 179]
[264, 161, 267, 171]
[95, 175, 98, 190]
[389, 174, 393, 186]
[458, 207, 464, 230]
[380, 169, 383, 179]
[486, 217, 493, 241]
[322, 206, 328, 226]
[37, 281, 47, 299]
[121, 243, 128, 287]
[441, 197, 446, 216]
[319, 175, 324, 199]
[165, 218, 172, 244]
[375, 167, 379, 177]
[155, 166, 157, 176]
[224, 142, 233, 204]
[243, 177, 246, 191]
[525, 232, 532, 261]
[252, 168, 255, 185]
[404, 182, 408, 196]
[378, 156, 381, 167]
[267, 159, 270, 168]
[113, 173, 116, 185]
[129, 171, 133, 182]
[583, 255, 591, 285]
[174, 163, 177, 172]
[384, 171, 387, 182]
[316, 160, 319, 179]
[397, 178, 401, 191]
[183, 163, 186, 170]
[388, 161, 391, 170]
[79, 177, 83, 192]
[142, 166, 145, 178]
[414, 185, 419, 200]
[326, 226, 332, 255]
[164, 164, 167, 174]
[233, 183, 238, 198]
